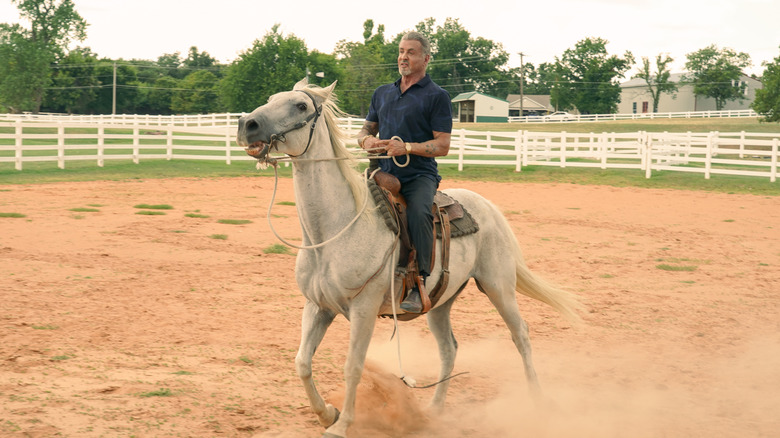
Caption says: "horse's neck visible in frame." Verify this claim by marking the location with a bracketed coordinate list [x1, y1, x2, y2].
[291, 136, 366, 244]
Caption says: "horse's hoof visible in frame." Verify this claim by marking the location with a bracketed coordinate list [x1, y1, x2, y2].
[322, 433, 343, 438]
[317, 405, 340, 428]
[329, 407, 340, 427]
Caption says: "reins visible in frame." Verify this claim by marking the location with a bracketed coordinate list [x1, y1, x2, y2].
[264, 164, 373, 250]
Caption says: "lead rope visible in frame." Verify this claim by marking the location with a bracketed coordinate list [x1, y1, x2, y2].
[265, 164, 372, 250]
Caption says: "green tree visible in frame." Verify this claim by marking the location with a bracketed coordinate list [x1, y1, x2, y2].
[306, 50, 342, 88]
[171, 70, 219, 114]
[554, 37, 634, 114]
[684, 45, 752, 110]
[334, 20, 396, 116]
[752, 47, 780, 122]
[91, 61, 140, 114]
[0, 24, 52, 112]
[424, 18, 513, 98]
[634, 54, 678, 113]
[183, 46, 217, 70]
[219, 24, 309, 112]
[138, 75, 180, 115]
[1, 0, 87, 112]
[157, 52, 185, 79]
[42, 47, 100, 113]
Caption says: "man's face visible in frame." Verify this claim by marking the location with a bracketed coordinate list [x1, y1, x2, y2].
[398, 39, 429, 77]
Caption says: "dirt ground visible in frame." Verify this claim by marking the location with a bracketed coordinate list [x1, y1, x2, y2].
[1, 175, 779, 438]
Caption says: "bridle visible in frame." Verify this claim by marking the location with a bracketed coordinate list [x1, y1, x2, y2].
[266, 89, 322, 158]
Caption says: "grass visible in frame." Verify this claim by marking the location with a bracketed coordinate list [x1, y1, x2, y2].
[0, 212, 26, 218]
[69, 207, 100, 212]
[134, 204, 173, 210]
[656, 264, 698, 271]
[209, 234, 228, 240]
[264, 244, 294, 255]
[217, 219, 253, 225]
[136, 210, 166, 216]
[138, 388, 173, 398]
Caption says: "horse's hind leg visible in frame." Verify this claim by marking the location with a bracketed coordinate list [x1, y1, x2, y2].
[476, 279, 542, 397]
[426, 288, 463, 411]
[295, 301, 339, 428]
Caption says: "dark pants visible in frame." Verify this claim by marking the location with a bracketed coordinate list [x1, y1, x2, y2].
[399, 176, 438, 278]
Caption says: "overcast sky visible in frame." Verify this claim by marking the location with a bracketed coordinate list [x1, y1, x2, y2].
[1, 0, 777, 77]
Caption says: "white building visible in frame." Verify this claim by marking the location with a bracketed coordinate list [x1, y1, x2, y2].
[618, 73, 762, 114]
[451, 91, 509, 123]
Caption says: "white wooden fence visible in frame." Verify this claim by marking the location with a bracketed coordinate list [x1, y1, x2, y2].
[507, 109, 759, 123]
[1, 118, 778, 182]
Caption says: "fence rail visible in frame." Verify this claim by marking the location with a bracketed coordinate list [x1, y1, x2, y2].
[1, 119, 778, 182]
[508, 109, 759, 123]
[2, 108, 760, 127]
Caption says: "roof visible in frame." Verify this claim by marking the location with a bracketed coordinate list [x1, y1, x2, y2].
[452, 91, 508, 103]
[620, 73, 762, 88]
[506, 94, 552, 109]
[507, 95, 551, 111]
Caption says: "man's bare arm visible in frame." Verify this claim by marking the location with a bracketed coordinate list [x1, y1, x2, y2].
[382, 130, 450, 157]
[357, 121, 379, 149]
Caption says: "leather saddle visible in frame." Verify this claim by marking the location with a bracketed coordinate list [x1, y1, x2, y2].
[369, 171, 478, 321]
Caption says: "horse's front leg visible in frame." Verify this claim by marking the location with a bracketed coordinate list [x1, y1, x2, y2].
[322, 302, 380, 438]
[295, 301, 339, 428]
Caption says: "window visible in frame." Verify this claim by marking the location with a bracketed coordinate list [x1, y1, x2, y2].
[632, 102, 637, 114]
[642, 101, 649, 113]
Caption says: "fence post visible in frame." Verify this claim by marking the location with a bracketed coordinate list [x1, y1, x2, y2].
[166, 128, 173, 160]
[14, 119, 23, 171]
[133, 126, 140, 164]
[771, 138, 778, 183]
[457, 128, 465, 172]
[600, 132, 608, 169]
[514, 130, 523, 172]
[705, 132, 713, 179]
[225, 124, 232, 165]
[644, 132, 653, 179]
[97, 126, 105, 167]
[560, 131, 567, 168]
[486, 132, 492, 150]
[739, 131, 745, 158]
[57, 122, 65, 169]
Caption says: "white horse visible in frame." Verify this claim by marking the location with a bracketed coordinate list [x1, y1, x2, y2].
[236, 79, 581, 438]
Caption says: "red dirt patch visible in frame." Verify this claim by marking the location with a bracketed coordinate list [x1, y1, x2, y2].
[1, 177, 779, 437]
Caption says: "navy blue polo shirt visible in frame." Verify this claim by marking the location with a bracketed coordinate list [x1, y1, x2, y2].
[366, 74, 452, 185]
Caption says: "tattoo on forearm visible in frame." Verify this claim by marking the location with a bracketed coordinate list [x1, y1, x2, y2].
[362, 121, 378, 136]
[424, 143, 436, 155]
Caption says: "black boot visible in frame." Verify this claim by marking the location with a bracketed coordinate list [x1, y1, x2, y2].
[400, 287, 423, 313]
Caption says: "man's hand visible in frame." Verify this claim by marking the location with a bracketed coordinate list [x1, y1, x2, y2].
[374, 138, 408, 156]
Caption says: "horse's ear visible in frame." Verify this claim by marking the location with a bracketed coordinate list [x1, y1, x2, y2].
[294, 77, 309, 90]
[323, 80, 338, 97]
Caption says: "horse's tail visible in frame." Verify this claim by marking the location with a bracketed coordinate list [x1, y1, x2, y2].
[503, 216, 584, 324]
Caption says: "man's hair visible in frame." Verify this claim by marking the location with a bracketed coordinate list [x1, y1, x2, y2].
[401, 31, 431, 57]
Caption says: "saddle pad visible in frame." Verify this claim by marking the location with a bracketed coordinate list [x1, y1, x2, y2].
[368, 179, 479, 239]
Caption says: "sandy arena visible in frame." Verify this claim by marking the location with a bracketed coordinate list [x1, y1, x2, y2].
[1, 175, 779, 437]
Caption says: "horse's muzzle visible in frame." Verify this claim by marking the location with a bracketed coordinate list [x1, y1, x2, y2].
[245, 142, 269, 159]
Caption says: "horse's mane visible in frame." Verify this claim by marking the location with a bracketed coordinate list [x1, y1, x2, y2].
[295, 82, 367, 207]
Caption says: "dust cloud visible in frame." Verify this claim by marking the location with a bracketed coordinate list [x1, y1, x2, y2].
[325, 330, 780, 437]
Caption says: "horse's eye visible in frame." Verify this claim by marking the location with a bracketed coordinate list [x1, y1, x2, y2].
[296, 102, 308, 111]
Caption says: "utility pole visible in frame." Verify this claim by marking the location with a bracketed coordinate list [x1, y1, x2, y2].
[518, 52, 525, 118]
[112, 62, 117, 115]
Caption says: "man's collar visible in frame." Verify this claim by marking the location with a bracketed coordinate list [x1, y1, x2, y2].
[394, 74, 431, 89]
